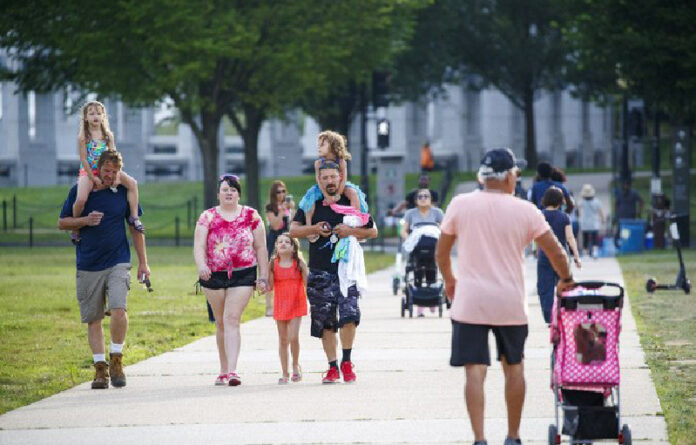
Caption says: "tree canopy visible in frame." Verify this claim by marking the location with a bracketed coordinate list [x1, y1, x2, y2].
[390, 0, 570, 167]
[1, 0, 421, 208]
[564, 0, 696, 124]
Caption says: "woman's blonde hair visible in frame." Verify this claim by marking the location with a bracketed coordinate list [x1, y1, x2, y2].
[270, 233, 306, 275]
[318, 130, 351, 161]
[78, 101, 113, 142]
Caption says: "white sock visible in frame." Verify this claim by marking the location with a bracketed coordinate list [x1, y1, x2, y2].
[93, 354, 106, 363]
[110, 342, 124, 354]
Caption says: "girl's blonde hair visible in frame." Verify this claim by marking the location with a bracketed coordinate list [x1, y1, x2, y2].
[78, 101, 113, 142]
[270, 233, 306, 275]
[318, 130, 351, 161]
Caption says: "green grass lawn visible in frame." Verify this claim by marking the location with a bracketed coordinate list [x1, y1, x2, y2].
[0, 246, 393, 415]
[619, 249, 696, 445]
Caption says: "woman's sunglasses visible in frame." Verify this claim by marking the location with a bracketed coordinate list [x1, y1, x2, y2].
[219, 173, 240, 182]
[276, 189, 287, 194]
[417, 194, 431, 199]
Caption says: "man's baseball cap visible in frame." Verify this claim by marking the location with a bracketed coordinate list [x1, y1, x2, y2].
[479, 148, 526, 176]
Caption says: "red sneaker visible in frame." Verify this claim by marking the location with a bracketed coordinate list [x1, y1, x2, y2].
[341, 361, 356, 383]
[321, 366, 340, 384]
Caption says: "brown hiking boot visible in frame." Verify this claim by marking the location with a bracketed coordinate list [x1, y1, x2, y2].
[91, 361, 109, 389]
[109, 353, 126, 387]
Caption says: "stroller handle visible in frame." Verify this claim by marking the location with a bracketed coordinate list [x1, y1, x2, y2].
[572, 281, 624, 297]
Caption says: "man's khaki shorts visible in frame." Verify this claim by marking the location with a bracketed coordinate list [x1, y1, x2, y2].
[76, 263, 131, 323]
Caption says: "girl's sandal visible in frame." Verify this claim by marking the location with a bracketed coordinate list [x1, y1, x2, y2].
[291, 365, 302, 382]
[278, 376, 290, 385]
[128, 216, 146, 233]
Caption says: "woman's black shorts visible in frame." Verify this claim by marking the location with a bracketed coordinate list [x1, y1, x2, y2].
[199, 266, 257, 289]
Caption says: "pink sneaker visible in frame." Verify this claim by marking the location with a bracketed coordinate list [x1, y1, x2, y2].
[340, 361, 356, 383]
[321, 366, 340, 384]
[214, 374, 229, 386]
[228, 372, 241, 386]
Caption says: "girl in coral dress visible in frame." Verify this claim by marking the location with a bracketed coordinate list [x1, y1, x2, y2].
[267, 233, 308, 384]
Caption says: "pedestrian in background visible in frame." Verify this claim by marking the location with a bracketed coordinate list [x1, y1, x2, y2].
[578, 184, 605, 258]
[420, 141, 434, 172]
[529, 161, 574, 214]
[537, 186, 582, 324]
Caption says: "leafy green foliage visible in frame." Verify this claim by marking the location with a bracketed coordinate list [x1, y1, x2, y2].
[564, 0, 696, 123]
[391, 0, 571, 167]
[0, 1, 422, 212]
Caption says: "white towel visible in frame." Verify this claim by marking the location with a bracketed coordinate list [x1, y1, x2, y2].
[338, 215, 368, 298]
[403, 225, 441, 253]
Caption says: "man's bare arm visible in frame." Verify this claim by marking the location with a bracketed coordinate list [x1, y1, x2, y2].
[289, 221, 330, 239]
[57, 211, 103, 231]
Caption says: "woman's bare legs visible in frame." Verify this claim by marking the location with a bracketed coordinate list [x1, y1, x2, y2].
[222, 286, 253, 373]
[203, 288, 228, 375]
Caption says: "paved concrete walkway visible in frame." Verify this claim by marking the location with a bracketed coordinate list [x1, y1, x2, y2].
[0, 258, 667, 444]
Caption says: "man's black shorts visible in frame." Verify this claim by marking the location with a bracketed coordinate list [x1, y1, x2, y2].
[306, 269, 360, 338]
[450, 320, 528, 366]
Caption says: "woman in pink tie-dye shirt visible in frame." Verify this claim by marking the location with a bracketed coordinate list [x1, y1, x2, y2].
[194, 174, 269, 387]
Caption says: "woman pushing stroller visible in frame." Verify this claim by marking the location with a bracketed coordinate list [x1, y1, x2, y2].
[401, 188, 443, 316]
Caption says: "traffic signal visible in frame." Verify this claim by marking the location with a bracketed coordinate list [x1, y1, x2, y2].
[377, 118, 390, 149]
[372, 71, 390, 108]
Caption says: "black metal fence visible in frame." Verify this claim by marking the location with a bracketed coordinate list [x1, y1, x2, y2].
[1, 194, 200, 247]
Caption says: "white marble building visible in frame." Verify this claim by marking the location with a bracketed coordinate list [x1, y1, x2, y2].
[0, 76, 613, 187]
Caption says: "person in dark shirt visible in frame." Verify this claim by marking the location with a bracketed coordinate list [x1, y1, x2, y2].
[389, 173, 439, 215]
[290, 161, 377, 384]
[536, 187, 581, 323]
[58, 150, 149, 390]
[614, 179, 644, 220]
[529, 162, 574, 213]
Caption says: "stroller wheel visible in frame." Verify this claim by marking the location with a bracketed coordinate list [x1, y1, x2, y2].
[438, 302, 443, 318]
[547, 424, 559, 445]
[646, 278, 657, 293]
[619, 424, 631, 444]
[392, 277, 399, 296]
[400, 297, 406, 318]
[684, 279, 691, 295]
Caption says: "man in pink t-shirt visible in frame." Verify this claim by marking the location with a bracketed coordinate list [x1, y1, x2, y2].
[436, 148, 575, 445]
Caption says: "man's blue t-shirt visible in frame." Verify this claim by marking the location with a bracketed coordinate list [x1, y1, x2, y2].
[59, 185, 141, 271]
[539, 209, 570, 263]
[530, 179, 572, 210]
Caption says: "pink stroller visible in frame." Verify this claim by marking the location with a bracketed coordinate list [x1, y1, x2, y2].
[549, 281, 632, 444]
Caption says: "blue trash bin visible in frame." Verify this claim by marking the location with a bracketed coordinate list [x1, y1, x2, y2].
[618, 219, 646, 254]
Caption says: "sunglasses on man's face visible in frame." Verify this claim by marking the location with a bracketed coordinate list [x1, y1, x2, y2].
[276, 189, 286, 194]
[417, 194, 431, 199]
[219, 173, 240, 182]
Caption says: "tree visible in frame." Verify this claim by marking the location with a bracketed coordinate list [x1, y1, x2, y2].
[564, 0, 696, 124]
[1, 0, 419, 209]
[389, 0, 570, 167]
[297, 1, 422, 154]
